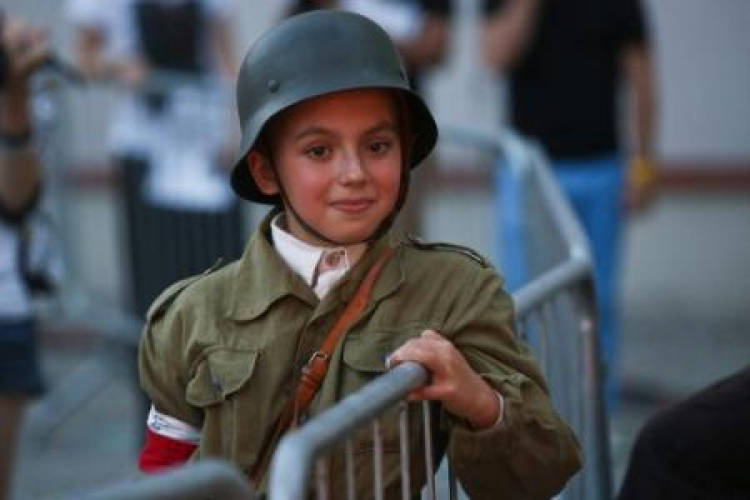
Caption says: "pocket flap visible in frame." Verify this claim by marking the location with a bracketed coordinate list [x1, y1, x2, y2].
[343, 328, 417, 373]
[343, 344, 389, 373]
[186, 349, 258, 407]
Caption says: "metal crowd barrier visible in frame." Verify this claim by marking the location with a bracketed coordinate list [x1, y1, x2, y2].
[72, 459, 254, 500]
[266, 129, 612, 500]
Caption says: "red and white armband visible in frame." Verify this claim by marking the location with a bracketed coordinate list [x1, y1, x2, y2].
[138, 405, 201, 473]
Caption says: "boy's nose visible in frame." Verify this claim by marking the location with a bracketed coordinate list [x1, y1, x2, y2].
[338, 152, 367, 183]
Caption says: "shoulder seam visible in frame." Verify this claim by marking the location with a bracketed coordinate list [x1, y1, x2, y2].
[404, 234, 488, 267]
[146, 258, 226, 323]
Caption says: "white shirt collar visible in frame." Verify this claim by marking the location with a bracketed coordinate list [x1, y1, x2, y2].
[270, 213, 359, 298]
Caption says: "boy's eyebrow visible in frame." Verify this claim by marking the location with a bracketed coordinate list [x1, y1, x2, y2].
[292, 121, 399, 142]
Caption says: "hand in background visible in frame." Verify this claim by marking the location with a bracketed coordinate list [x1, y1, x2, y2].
[1, 17, 48, 93]
[626, 155, 659, 214]
[0, 16, 47, 211]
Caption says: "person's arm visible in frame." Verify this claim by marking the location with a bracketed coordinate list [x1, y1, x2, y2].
[623, 42, 658, 211]
[480, 0, 540, 70]
[397, 12, 452, 71]
[0, 19, 48, 212]
[208, 15, 236, 79]
[389, 263, 582, 500]
[138, 276, 213, 473]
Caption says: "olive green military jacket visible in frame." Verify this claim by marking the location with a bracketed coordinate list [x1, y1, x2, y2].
[139, 215, 582, 499]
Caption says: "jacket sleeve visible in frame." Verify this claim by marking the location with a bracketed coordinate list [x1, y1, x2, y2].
[443, 264, 583, 500]
[138, 278, 205, 433]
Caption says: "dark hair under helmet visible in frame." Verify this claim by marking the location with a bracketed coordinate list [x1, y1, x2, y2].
[230, 10, 439, 204]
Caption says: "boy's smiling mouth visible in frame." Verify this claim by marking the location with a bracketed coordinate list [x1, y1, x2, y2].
[330, 198, 375, 214]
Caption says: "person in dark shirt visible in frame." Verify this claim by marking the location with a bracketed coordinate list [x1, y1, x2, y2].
[284, 0, 454, 234]
[617, 366, 750, 499]
[285, 0, 453, 95]
[480, 0, 658, 409]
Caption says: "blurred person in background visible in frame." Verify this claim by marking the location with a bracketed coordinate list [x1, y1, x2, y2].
[617, 365, 750, 499]
[283, 0, 455, 233]
[0, 14, 53, 500]
[284, 0, 453, 95]
[66, 0, 243, 447]
[480, 0, 658, 410]
[66, 0, 241, 317]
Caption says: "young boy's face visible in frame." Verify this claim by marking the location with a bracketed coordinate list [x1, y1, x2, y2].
[249, 89, 403, 246]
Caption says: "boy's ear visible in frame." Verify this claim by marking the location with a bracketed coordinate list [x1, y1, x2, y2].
[246, 150, 279, 196]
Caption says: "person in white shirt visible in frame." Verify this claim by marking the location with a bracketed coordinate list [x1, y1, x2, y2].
[0, 14, 51, 500]
[66, 0, 247, 451]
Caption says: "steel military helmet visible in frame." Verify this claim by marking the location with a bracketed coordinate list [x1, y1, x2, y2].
[230, 9, 439, 204]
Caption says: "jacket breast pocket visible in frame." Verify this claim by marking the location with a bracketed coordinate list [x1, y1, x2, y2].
[339, 328, 429, 494]
[184, 348, 259, 459]
[341, 327, 424, 449]
[343, 325, 424, 374]
[186, 348, 258, 407]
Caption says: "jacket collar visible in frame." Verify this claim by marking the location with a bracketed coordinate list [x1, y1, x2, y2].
[227, 212, 405, 322]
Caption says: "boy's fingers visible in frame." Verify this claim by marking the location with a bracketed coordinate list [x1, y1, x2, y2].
[391, 340, 440, 368]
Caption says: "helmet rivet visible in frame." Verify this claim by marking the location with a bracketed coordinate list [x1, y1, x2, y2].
[268, 79, 280, 93]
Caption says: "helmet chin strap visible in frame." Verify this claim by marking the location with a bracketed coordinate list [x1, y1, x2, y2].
[279, 187, 347, 247]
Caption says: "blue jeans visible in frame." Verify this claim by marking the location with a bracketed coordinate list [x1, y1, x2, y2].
[496, 154, 625, 408]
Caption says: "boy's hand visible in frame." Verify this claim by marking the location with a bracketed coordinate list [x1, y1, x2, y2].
[388, 330, 502, 429]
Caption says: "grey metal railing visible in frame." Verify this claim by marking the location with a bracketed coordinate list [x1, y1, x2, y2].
[72, 459, 254, 500]
[503, 131, 612, 500]
[270, 362, 431, 500]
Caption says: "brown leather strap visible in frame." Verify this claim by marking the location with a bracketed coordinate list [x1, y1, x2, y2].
[249, 245, 395, 485]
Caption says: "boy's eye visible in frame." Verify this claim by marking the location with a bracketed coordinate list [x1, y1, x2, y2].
[305, 145, 329, 159]
[368, 140, 392, 154]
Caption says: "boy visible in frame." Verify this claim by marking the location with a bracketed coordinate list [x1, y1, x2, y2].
[138, 10, 582, 499]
